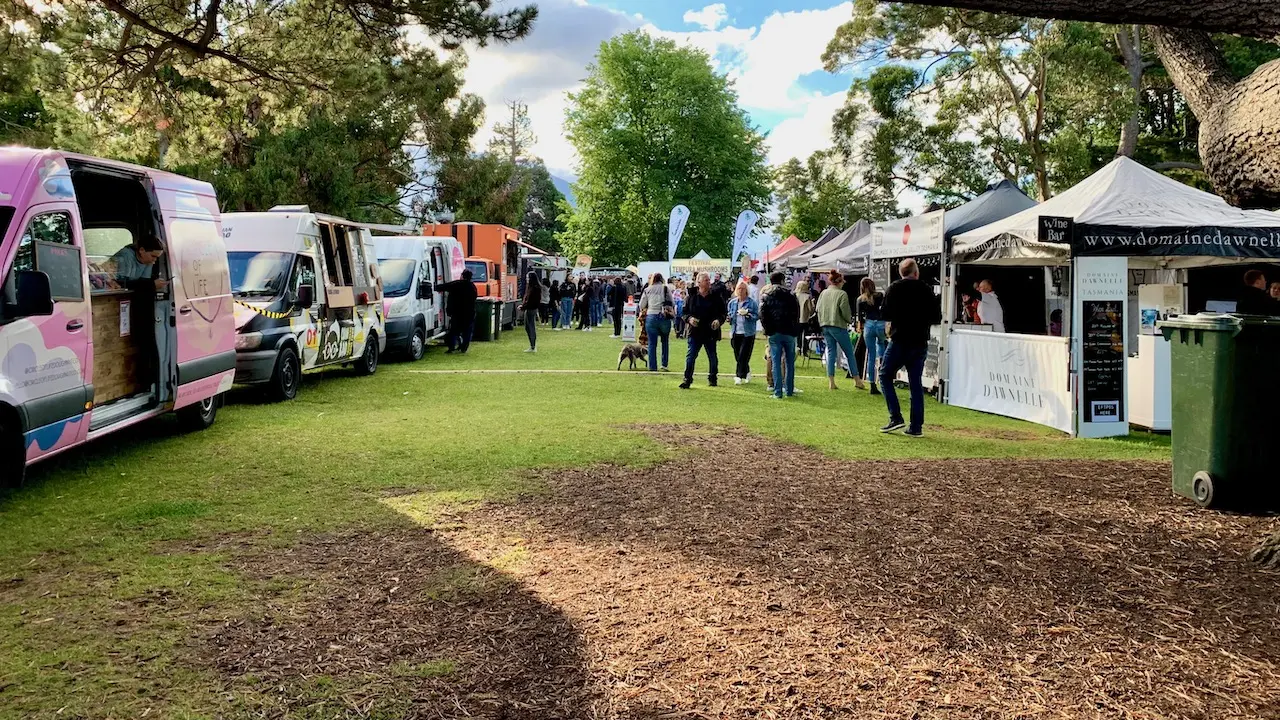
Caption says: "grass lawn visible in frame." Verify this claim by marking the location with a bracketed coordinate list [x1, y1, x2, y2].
[0, 324, 1178, 717]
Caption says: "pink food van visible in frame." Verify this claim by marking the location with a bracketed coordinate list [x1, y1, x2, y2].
[0, 148, 235, 485]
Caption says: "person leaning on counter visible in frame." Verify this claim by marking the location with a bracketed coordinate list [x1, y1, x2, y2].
[112, 234, 169, 293]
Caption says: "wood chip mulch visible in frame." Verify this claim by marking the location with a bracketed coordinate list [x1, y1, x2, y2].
[204, 425, 1280, 719]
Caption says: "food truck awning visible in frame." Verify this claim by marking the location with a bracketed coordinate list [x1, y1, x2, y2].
[953, 157, 1280, 267]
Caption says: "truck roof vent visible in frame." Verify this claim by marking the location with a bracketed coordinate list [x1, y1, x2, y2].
[269, 204, 310, 213]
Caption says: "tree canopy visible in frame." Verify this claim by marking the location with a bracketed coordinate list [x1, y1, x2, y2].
[774, 150, 900, 241]
[561, 31, 772, 265]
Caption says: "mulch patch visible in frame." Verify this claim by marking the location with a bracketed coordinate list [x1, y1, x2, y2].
[203, 425, 1280, 719]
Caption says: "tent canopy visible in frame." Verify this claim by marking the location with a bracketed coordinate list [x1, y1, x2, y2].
[691, 249, 712, 260]
[761, 235, 803, 264]
[807, 221, 873, 272]
[953, 157, 1280, 267]
[768, 240, 813, 266]
[785, 228, 845, 268]
[944, 179, 1037, 240]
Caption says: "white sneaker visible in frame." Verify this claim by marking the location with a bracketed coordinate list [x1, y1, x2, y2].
[743, 374, 751, 384]
[793, 388, 804, 394]
[766, 386, 774, 393]
[610, 334, 619, 339]
[524, 348, 536, 353]
[734, 377, 742, 385]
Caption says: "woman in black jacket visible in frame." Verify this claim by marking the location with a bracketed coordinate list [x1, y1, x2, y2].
[521, 271, 541, 352]
[610, 277, 626, 337]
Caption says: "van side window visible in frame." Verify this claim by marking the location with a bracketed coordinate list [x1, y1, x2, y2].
[292, 255, 316, 293]
[83, 227, 134, 293]
[15, 211, 85, 301]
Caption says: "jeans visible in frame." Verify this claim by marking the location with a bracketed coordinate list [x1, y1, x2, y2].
[683, 333, 719, 384]
[730, 334, 756, 379]
[822, 326, 856, 378]
[560, 298, 573, 328]
[551, 302, 561, 328]
[880, 341, 927, 431]
[447, 317, 474, 353]
[591, 300, 604, 326]
[524, 310, 537, 349]
[863, 320, 888, 383]
[645, 314, 669, 370]
[768, 334, 796, 397]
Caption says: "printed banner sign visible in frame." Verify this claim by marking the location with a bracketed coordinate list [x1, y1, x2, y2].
[573, 254, 592, 276]
[871, 210, 945, 260]
[671, 257, 731, 279]
[1073, 224, 1280, 258]
[1039, 216, 1074, 245]
[947, 329, 1073, 433]
[731, 209, 759, 263]
[668, 205, 691, 262]
[1073, 255, 1128, 437]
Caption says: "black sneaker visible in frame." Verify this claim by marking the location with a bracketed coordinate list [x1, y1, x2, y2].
[679, 381, 692, 390]
[869, 384, 881, 396]
[708, 379, 717, 387]
[903, 428, 924, 438]
[444, 349, 455, 354]
[880, 420, 905, 433]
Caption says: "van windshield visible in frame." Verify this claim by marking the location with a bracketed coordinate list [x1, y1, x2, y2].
[229, 251, 294, 297]
[465, 260, 488, 282]
[379, 258, 416, 298]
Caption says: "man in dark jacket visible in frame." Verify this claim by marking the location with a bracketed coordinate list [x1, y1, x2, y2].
[879, 259, 941, 436]
[760, 271, 801, 398]
[680, 272, 728, 389]
[1238, 269, 1278, 315]
[436, 269, 478, 354]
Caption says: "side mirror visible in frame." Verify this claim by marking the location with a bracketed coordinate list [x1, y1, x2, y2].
[296, 284, 315, 309]
[418, 280, 433, 300]
[11, 270, 54, 318]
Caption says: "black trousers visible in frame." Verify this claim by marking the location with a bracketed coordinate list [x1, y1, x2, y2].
[730, 334, 755, 379]
[612, 308, 622, 335]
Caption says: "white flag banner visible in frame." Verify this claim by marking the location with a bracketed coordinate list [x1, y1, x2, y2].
[668, 205, 690, 261]
[731, 209, 759, 263]
[947, 329, 1073, 434]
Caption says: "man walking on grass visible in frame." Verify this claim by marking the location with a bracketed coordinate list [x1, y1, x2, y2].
[436, 269, 478, 355]
[760, 271, 801, 399]
[880, 259, 940, 437]
[680, 272, 727, 389]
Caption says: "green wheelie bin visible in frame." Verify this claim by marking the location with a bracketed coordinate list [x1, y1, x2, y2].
[1159, 313, 1280, 509]
[473, 300, 495, 341]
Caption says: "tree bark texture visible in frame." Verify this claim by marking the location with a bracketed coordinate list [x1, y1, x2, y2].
[1115, 26, 1143, 158]
[883, 1, 1280, 207]
[880, 0, 1280, 42]
[1150, 27, 1280, 208]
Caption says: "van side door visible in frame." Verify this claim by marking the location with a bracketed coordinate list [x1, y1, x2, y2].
[428, 246, 446, 333]
[2, 205, 91, 461]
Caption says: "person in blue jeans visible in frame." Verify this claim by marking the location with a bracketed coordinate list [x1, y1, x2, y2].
[856, 277, 887, 395]
[815, 270, 860, 391]
[879, 259, 942, 437]
[679, 273, 727, 389]
[559, 281, 575, 331]
[636, 273, 673, 371]
[759, 271, 801, 399]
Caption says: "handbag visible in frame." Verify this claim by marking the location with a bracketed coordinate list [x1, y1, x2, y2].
[662, 287, 676, 318]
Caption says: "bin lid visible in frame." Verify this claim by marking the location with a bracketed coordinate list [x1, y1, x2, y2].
[1157, 313, 1242, 333]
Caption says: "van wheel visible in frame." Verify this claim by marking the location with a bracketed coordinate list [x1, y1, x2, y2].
[409, 326, 426, 361]
[268, 347, 301, 402]
[177, 394, 220, 431]
[0, 414, 25, 489]
[356, 335, 379, 376]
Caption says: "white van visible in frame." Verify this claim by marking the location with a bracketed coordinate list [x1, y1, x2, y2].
[222, 207, 385, 401]
[373, 236, 465, 360]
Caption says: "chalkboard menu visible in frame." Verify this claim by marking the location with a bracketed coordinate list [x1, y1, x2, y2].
[1081, 300, 1124, 422]
[870, 258, 890, 291]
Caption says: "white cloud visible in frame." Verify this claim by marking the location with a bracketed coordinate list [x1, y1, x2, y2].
[648, 3, 853, 113]
[683, 3, 728, 31]
[764, 91, 846, 166]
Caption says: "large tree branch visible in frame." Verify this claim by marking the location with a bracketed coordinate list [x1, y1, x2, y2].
[1147, 27, 1237, 120]
[880, 0, 1280, 42]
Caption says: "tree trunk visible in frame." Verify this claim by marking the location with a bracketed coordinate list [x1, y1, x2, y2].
[878, 0, 1280, 41]
[1115, 26, 1143, 158]
[882, 1, 1280, 208]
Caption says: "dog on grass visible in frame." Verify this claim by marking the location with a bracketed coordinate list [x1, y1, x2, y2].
[617, 343, 648, 370]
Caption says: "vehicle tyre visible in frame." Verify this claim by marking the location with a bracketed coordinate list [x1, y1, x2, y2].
[0, 413, 25, 489]
[177, 394, 221, 432]
[268, 346, 301, 402]
[356, 334, 380, 376]
[409, 325, 426, 362]
[1192, 471, 1217, 509]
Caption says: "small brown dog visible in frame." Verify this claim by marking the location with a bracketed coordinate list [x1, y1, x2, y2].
[617, 343, 648, 370]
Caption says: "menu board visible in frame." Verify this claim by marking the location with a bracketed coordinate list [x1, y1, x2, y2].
[1081, 300, 1124, 422]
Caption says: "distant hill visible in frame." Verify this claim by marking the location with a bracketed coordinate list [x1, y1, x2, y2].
[551, 175, 577, 208]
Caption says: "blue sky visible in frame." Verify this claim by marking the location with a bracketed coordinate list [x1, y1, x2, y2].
[454, 0, 877, 251]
